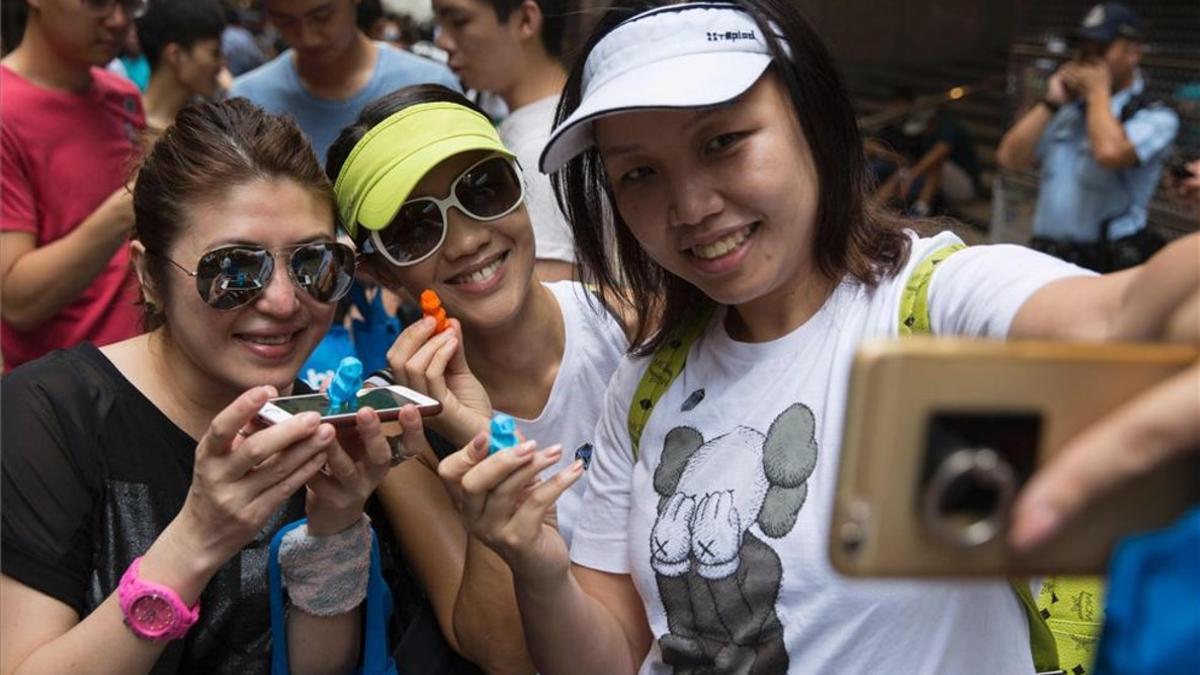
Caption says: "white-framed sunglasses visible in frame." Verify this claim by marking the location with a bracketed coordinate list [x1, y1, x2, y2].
[363, 154, 525, 268]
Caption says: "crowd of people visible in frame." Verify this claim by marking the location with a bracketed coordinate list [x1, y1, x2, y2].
[1, 1, 1197, 674]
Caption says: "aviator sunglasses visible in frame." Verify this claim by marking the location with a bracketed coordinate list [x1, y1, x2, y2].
[364, 154, 525, 267]
[163, 242, 356, 310]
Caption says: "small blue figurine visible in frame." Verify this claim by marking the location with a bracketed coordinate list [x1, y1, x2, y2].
[327, 356, 363, 413]
[488, 413, 519, 455]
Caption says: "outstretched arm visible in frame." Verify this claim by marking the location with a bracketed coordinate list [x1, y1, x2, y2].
[1008, 234, 1200, 549]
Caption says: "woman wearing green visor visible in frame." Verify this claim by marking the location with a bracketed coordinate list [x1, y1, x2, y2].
[327, 84, 633, 673]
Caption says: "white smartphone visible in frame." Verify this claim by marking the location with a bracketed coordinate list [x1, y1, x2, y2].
[257, 385, 443, 427]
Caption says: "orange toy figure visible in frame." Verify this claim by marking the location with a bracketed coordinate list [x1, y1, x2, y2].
[420, 289, 450, 333]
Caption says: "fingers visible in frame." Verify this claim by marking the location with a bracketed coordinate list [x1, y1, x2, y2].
[324, 426, 359, 483]
[423, 332, 462, 401]
[457, 441, 539, 522]
[243, 421, 335, 497]
[232, 418, 267, 454]
[445, 318, 471, 369]
[199, 386, 277, 461]
[396, 404, 435, 459]
[223, 411, 323, 478]
[1010, 364, 1200, 551]
[502, 460, 585, 547]
[244, 449, 330, 528]
[461, 444, 560, 530]
[348, 407, 393, 483]
[386, 316, 440, 388]
[303, 409, 392, 533]
[489, 445, 564, 506]
[403, 328, 458, 395]
[388, 314, 453, 389]
[437, 431, 491, 489]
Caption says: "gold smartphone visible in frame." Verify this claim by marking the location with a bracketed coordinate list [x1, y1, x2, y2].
[829, 338, 1199, 577]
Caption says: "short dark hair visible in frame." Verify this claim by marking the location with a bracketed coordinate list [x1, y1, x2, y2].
[134, 98, 334, 331]
[484, 0, 567, 58]
[136, 0, 226, 71]
[357, 0, 384, 33]
[553, 0, 913, 356]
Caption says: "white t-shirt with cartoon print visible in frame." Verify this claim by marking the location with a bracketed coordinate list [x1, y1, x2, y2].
[569, 233, 1091, 674]
[511, 281, 628, 545]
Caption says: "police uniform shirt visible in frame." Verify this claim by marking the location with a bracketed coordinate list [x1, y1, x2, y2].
[1032, 74, 1179, 243]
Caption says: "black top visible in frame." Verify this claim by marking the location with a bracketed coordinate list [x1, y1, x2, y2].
[1, 343, 305, 674]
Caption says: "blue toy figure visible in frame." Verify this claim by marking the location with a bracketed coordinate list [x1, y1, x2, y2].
[327, 356, 363, 413]
[488, 413, 519, 455]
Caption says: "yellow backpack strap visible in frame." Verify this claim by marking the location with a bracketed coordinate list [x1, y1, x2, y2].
[627, 304, 716, 461]
[1038, 577, 1106, 675]
[898, 243, 965, 336]
[1010, 579, 1062, 673]
[900, 242, 1062, 673]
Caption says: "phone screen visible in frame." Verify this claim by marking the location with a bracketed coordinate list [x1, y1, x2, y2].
[272, 389, 422, 416]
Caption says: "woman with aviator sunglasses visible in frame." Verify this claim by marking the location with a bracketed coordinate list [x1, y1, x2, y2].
[1, 99, 398, 675]
[326, 85, 633, 673]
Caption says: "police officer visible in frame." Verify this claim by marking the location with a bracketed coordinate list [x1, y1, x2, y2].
[997, 2, 1179, 272]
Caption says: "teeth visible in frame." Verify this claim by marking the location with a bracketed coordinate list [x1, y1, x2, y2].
[242, 334, 290, 345]
[453, 257, 503, 285]
[692, 226, 753, 260]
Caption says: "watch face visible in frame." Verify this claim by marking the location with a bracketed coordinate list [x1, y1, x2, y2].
[129, 592, 177, 635]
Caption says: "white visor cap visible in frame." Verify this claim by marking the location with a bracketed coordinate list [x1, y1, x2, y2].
[539, 3, 783, 173]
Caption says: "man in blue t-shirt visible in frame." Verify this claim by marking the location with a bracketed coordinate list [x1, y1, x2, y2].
[231, 0, 460, 164]
[996, 2, 1178, 272]
[233, 0, 460, 389]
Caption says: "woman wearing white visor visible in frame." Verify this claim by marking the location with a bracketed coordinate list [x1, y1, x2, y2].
[438, 2, 1200, 673]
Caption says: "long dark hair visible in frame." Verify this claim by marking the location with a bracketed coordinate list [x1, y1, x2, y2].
[133, 98, 334, 330]
[552, 0, 913, 356]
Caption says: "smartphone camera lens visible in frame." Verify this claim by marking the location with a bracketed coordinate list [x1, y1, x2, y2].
[922, 448, 1016, 547]
[918, 413, 1041, 548]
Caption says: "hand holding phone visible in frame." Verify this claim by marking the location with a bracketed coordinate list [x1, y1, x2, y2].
[258, 385, 442, 427]
[829, 338, 1200, 577]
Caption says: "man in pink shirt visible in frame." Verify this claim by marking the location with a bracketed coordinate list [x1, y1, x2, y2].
[1, 0, 147, 370]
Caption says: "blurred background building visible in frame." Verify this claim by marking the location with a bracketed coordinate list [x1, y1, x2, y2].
[3, 0, 1195, 244]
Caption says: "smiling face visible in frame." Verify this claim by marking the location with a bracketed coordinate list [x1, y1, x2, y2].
[594, 72, 822, 311]
[368, 150, 537, 330]
[155, 178, 338, 394]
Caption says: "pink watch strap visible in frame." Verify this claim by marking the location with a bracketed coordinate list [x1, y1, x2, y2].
[118, 556, 201, 641]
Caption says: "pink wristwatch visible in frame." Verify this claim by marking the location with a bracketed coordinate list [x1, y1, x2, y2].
[117, 556, 201, 641]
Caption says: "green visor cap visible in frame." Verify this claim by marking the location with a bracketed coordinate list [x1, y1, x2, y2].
[334, 101, 516, 237]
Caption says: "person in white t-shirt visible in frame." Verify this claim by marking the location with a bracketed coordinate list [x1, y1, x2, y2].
[326, 84, 630, 673]
[435, 2, 1200, 674]
[432, 0, 577, 282]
